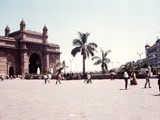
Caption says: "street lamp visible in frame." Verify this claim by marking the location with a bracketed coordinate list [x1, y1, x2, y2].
[117, 61, 120, 67]
[110, 61, 114, 70]
[69, 59, 73, 73]
[137, 52, 143, 60]
[137, 52, 143, 69]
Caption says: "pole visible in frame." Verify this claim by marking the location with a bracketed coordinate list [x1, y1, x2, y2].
[137, 52, 143, 60]
[69, 59, 73, 73]
[137, 52, 143, 69]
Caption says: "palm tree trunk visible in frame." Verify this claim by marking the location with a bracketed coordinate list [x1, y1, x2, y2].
[101, 64, 105, 75]
[83, 55, 85, 75]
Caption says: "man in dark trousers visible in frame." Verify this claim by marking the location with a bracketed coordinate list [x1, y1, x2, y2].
[123, 70, 129, 90]
[144, 71, 151, 88]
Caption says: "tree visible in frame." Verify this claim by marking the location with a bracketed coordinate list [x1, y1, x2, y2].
[120, 61, 137, 72]
[56, 60, 68, 75]
[71, 32, 97, 75]
[92, 48, 111, 74]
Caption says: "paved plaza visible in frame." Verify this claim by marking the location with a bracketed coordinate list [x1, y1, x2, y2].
[0, 78, 160, 120]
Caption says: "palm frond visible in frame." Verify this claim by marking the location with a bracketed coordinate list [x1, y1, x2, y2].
[88, 42, 98, 48]
[92, 56, 100, 61]
[93, 59, 102, 65]
[86, 49, 90, 58]
[104, 50, 111, 57]
[89, 49, 95, 56]
[84, 32, 90, 43]
[103, 58, 110, 64]
[56, 67, 64, 74]
[73, 39, 83, 46]
[78, 32, 90, 44]
[71, 47, 81, 57]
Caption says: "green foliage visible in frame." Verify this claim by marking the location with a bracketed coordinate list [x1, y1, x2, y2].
[57, 60, 68, 75]
[92, 48, 111, 74]
[71, 32, 97, 74]
[120, 61, 137, 72]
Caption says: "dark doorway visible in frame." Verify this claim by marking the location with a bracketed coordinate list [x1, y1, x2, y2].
[29, 53, 41, 74]
[9, 65, 14, 78]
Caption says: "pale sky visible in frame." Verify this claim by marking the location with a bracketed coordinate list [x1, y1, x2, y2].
[1, 0, 160, 72]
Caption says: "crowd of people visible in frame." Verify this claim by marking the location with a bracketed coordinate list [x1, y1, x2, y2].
[122, 70, 160, 95]
[43, 70, 160, 95]
[1, 69, 160, 95]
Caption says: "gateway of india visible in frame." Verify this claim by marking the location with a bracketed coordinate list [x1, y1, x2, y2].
[0, 19, 60, 77]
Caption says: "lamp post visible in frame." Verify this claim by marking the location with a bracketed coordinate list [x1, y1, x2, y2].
[111, 61, 114, 70]
[137, 52, 143, 69]
[137, 52, 143, 60]
[117, 61, 120, 67]
[69, 59, 73, 73]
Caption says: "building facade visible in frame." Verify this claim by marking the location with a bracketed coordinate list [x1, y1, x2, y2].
[145, 39, 160, 68]
[0, 19, 60, 77]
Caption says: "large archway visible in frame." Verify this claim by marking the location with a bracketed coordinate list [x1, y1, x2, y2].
[29, 53, 41, 74]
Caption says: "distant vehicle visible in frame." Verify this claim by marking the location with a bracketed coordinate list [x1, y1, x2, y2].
[138, 68, 153, 76]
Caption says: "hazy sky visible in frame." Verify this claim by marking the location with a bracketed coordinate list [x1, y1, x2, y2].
[1, 0, 160, 72]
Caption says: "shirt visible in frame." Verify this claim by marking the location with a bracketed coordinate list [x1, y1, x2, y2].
[124, 71, 129, 78]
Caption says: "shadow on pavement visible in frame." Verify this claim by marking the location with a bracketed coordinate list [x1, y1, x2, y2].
[152, 94, 160, 96]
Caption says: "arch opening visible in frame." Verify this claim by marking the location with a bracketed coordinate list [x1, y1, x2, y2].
[29, 53, 41, 74]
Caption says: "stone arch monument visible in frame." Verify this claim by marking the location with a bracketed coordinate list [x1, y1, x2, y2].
[0, 19, 61, 77]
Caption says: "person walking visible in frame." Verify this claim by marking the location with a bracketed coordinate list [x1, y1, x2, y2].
[110, 71, 115, 80]
[86, 73, 92, 84]
[124, 70, 129, 90]
[48, 72, 52, 81]
[131, 71, 137, 85]
[56, 73, 61, 84]
[84, 73, 88, 83]
[44, 72, 50, 84]
[144, 71, 151, 88]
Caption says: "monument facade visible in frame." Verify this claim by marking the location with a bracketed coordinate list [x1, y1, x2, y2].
[0, 19, 60, 77]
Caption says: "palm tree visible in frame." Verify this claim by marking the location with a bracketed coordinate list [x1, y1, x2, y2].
[71, 32, 97, 75]
[120, 61, 137, 72]
[92, 48, 111, 74]
[56, 60, 68, 75]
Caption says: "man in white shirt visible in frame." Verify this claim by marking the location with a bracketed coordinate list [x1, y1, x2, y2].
[124, 70, 129, 90]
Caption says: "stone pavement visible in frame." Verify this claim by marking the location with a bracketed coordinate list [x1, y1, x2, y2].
[0, 78, 160, 120]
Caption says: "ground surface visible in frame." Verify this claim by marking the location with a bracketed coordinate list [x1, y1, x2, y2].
[0, 78, 160, 120]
